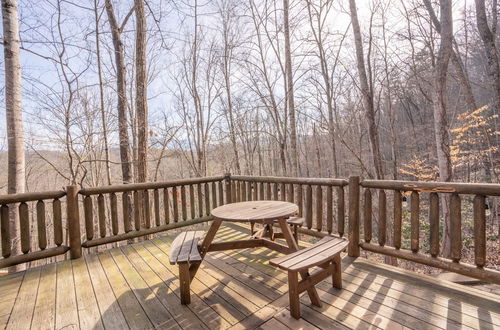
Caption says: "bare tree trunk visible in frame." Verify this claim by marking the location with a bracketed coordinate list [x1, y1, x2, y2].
[219, 2, 241, 174]
[433, 0, 454, 258]
[474, 0, 500, 132]
[94, 0, 111, 185]
[2, 0, 25, 272]
[135, 0, 148, 183]
[348, 0, 384, 180]
[105, 0, 133, 184]
[283, 0, 299, 176]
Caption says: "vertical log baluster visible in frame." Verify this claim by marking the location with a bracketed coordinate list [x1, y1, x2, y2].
[253, 183, 258, 200]
[1, 205, 10, 257]
[19, 202, 30, 254]
[154, 189, 161, 226]
[393, 190, 402, 249]
[225, 178, 232, 203]
[36, 200, 47, 250]
[218, 181, 224, 205]
[298, 185, 303, 217]
[97, 194, 106, 238]
[327, 186, 333, 234]
[110, 193, 119, 235]
[198, 184, 203, 217]
[410, 191, 420, 252]
[316, 185, 323, 231]
[378, 190, 386, 246]
[429, 192, 439, 257]
[241, 181, 247, 201]
[163, 188, 170, 225]
[473, 195, 486, 268]
[288, 184, 294, 203]
[212, 182, 217, 208]
[337, 186, 345, 237]
[363, 189, 372, 243]
[172, 186, 179, 222]
[231, 181, 237, 202]
[205, 183, 210, 215]
[260, 182, 265, 200]
[273, 183, 279, 200]
[266, 182, 271, 200]
[181, 186, 187, 221]
[143, 190, 151, 229]
[189, 185, 195, 219]
[133, 191, 141, 230]
[123, 192, 131, 232]
[280, 183, 286, 201]
[84, 196, 94, 239]
[306, 185, 313, 229]
[53, 198, 63, 246]
[450, 193, 462, 262]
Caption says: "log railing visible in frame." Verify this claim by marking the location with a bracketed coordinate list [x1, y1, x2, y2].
[0, 190, 70, 268]
[1, 174, 499, 286]
[354, 178, 500, 284]
[228, 175, 348, 237]
[78, 176, 226, 248]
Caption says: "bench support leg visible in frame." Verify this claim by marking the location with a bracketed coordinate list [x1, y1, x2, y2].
[332, 254, 342, 289]
[288, 271, 301, 319]
[179, 263, 191, 304]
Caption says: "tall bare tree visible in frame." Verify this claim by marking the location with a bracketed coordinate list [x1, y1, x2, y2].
[105, 0, 134, 184]
[283, 0, 299, 176]
[348, 0, 384, 179]
[2, 0, 25, 269]
[135, 0, 148, 183]
[432, 0, 453, 257]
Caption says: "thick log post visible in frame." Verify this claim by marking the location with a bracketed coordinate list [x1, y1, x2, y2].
[66, 185, 82, 259]
[348, 176, 360, 257]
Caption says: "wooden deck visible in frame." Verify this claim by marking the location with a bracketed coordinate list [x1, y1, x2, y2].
[1, 222, 499, 330]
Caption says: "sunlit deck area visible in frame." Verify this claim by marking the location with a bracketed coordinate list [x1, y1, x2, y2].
[1, 222, 499, 330]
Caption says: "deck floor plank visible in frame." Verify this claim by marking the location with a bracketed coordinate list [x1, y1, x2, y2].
[98, 251, 153, 329]
[72, 258, 105, 330]
[0, 223, 499, 330]
[85, 253, 129, 329]
[55, 260, 80, 330]
[31, 263, 57, 330]
[6, 267, 40, 330]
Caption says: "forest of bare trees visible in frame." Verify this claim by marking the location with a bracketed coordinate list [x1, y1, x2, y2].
[1, 0, 499, 191]
[0, 0, 499, 273]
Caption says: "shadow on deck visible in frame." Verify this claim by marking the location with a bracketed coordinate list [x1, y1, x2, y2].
[1, 222, 499, 330]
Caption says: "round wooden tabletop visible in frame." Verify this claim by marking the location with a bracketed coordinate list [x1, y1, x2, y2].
[211, 201, 298, 223]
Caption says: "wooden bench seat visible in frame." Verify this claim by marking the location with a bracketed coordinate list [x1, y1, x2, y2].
[270, 236, 349, 319]
[168, 231, 204, 304]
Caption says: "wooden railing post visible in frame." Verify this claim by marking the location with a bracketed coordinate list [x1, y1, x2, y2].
[348, 176, 360, 257]
[66, 185, 82, 259]
[225, 173, 232, 204]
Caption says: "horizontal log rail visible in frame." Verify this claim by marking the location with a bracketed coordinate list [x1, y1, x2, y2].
[79, 176, 226, 195]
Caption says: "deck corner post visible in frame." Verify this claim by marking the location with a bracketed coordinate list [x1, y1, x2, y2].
[225, 173, 232, 204]
[66, 185, 82, 259]
[348, 176, 360, 257]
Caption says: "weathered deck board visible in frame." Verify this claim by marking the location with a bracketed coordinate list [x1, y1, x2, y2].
[1, 222, 499, 330]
